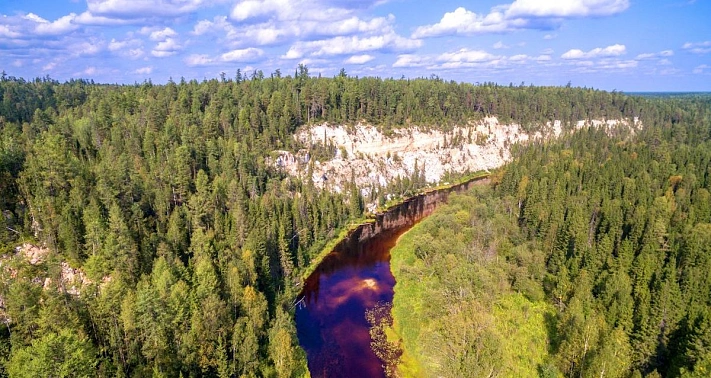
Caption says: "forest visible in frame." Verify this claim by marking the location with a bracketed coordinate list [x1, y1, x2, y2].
[390, 95, 711, 377]
[0, 69, 707, 377]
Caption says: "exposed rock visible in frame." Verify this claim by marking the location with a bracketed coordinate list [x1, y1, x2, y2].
[273, 117, 641, 197]
[2, 244, 108, 299]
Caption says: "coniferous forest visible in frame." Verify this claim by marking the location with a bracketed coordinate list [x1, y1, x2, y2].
[0, 70, 709, 377]
[390, 95, 711, 377]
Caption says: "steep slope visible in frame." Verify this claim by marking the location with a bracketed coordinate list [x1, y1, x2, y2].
[274, 117, 640, 199]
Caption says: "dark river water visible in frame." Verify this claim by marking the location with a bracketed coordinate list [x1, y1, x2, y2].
[295, 178, 488, 378]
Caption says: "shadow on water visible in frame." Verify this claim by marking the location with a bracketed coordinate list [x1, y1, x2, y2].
[295, 178, 489, 378]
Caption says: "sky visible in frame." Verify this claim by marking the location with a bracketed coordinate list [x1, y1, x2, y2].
[1, 0, 710, 91]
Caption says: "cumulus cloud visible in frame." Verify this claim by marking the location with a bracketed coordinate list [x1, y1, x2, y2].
[635, 50, 674, 60]
[505, 0, 629, 18]
[185, 47, 265, 66]
[282, 31, 420, 59]
[412, 7, 511, 38]
[107, 38, 145, 59]
[693, 64, 709, 74]
[133, 66, 153, 74]
[392, 54, 429, 68]
[438, 49, 499, 63]
[152, 38, 181, 57]
[31, 13, 80, 35]
[0, 24, 22, 38]
[562, 44, 626, 59]
[194, 2, 398, 49]
[74, 11, 133, 26]
[344, 54, 375, 64]
[493, 41, 509, 49]
[412, 0, 629, 38]
[42, 61, 57, 71]
[231, 0, 352, 23]
[70, 39, 104, 56]
[86, 0, 218, 19]
[682, 41, 711, 54]
[221, 47, 264, 62]
[393, 48, 508, 70]
[14, 12, 82, 36]
[149, 27, 177, 41]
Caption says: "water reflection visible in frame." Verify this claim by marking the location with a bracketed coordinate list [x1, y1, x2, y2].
[295, 178, 488, 378]
[295, 227, 404, 378]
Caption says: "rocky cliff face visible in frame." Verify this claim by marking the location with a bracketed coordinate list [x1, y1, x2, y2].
[273, 117, 640, 198]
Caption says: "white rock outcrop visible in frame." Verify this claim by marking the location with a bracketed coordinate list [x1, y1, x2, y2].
[273, 117, 640, 197]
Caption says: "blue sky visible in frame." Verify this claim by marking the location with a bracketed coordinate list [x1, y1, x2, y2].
[1, 0, 709, 91]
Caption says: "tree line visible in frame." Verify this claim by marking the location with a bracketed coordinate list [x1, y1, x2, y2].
[391, 94, 711, 377]
[0, 71, 699, 377]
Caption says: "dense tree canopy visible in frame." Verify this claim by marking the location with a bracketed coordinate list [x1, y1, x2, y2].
[391, 95, 711, 377]
[0, 71, 706, 377]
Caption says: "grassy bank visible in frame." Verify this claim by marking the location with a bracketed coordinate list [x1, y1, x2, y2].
[389, 186, 556, 377]
[298, 217, 375, 281]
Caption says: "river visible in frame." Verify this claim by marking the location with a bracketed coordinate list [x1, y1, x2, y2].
[295, 177, 489, 377]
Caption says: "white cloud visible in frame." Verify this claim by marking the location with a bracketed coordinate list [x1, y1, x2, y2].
[74, 11, 133, 26]
[221, 47, 264, 62]
[412, 7, 510, 38]
[562, 44, 626, 59]
[541, 48, 554, 54]
[84, 66, 97, 75]
[22, 12, 80, 35]
[71, 40, 104, 56]
[635, 53, 655, 60]
[196, 4, 397, 49]
[283, 31, 421, 59]
[438, 48, 498, 63]
[543, 33, 556, 40]
[393, 48, 505, 70]
[693, 64, 709, 74]
[569, 57, 638, 73]
[682, 41, 711, 54]
[413, 1, 629, 38]
[133, 66, 153, 74]
[127, 48, 145, 59]
[185, 47, 265, 66]
[231, 0, 350, 23]
[493, 41, 509, 49]
[635, 50, 674, 60]
[0, 24, 22, 38]
[108, 38, 140, 51]
[392, 54, 428, 68]
[149, 27, 177, 41]
[345, 54, 375, 64]
[87, 0, 218, 19]
[152, 38, 181, 57]
[107, 38, 145, 59]
[185, 54, 212, 66]
[42, 61, 57, 71]
[506, 0, 629, 18]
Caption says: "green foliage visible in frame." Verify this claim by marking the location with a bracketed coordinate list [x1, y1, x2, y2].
[391, 94, 711, 377]
[7, 328, 96, 378]
[391, 187, 554, 377]
[0, 73, 708, 377]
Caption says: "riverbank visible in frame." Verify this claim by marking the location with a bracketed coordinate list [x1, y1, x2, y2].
[388, 186, 555, 377]
[297, 171, 490, 283]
